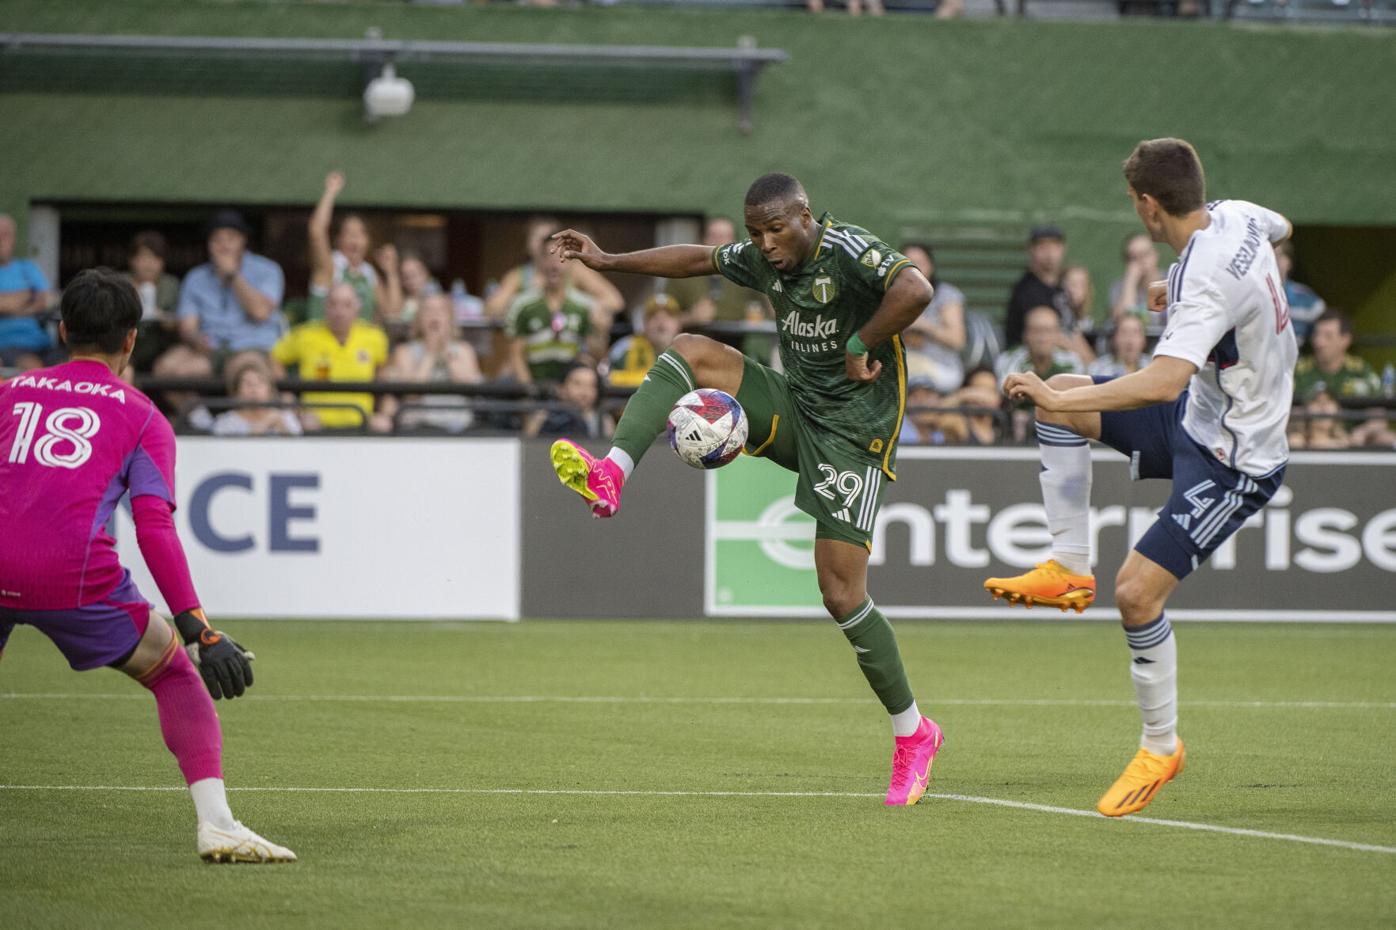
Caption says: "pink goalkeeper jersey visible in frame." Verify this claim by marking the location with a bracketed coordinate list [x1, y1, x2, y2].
[0, 359, 177, 610]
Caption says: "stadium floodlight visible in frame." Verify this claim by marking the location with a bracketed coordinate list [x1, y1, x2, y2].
[363, 60, 414, 122]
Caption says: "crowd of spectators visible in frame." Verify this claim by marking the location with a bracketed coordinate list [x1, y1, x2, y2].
[0, 189, 1391, 449]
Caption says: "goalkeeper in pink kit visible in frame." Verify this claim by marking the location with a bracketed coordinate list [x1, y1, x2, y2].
[0, 267, 295, 863]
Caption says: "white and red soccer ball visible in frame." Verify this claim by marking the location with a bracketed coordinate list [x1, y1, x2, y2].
[666, 389, 748, 469]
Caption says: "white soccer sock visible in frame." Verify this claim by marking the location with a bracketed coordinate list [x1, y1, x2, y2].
[891, 701, 922, 738]
[190, 777, 237, 830]
[1035, 421, 1092, 575]
[1125, 615, 1178, 755]
[605, 448, 635, 481]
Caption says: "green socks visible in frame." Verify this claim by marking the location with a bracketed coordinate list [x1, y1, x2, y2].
[837, 598, 915, 716]
[612, 349, 696, 466]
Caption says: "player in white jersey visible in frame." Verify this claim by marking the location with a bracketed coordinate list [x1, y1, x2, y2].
[982, 138, 1297, 816]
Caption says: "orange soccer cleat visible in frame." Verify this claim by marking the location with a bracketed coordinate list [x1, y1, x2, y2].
[983, 560, 1096, 613]
[1096, 739, 1186, 817]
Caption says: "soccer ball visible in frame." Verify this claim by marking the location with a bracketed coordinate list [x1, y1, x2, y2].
[667, 389, 749, 469]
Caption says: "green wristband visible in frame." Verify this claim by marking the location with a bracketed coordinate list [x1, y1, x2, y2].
[846, 332, 869, 356]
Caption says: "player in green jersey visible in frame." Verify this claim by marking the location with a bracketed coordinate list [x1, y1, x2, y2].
[548, 174, 945, 806]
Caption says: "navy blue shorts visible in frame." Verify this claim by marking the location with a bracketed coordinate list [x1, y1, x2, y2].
[1094, 379, 1285, 580]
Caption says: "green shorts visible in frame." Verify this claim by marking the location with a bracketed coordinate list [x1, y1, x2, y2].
[735, 357, 896, 549]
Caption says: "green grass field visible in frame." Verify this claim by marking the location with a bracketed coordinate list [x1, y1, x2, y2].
[2, 619, 1393, 929]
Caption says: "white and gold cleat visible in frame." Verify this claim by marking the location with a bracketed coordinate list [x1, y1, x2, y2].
[198, 821, 298, 863]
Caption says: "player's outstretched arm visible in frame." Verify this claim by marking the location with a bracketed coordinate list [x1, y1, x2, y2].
[1005, 356, 1196, 413]
[846, 267, 935, 383]
[550, 229, 715, 279]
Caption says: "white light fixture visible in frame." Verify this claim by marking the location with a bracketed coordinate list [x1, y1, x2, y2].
[363, 61, 414, 122]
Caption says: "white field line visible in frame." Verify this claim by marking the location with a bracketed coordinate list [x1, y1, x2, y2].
[0, 783, 1392, 856]
[1, 693, 1393, 710]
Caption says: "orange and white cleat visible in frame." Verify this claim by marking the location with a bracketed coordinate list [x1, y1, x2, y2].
[983, 560, 1096, 613]
[1096, 739, 1186, 817]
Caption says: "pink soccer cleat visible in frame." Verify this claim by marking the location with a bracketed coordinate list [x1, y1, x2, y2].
[884, 717, 944, 807]
[549, 439, 625, 518]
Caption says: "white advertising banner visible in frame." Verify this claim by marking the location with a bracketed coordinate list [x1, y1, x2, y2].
[114, 438, 520, 620]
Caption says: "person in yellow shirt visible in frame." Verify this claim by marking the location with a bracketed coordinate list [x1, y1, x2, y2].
[272, 282, 389, 430]
[607, 293, 681, 389]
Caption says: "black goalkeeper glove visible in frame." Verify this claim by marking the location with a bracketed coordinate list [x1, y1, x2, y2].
[173, 609, 255, 700]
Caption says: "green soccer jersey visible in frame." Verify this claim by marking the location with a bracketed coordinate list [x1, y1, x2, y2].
[713, 213, 913, 471]
[506, 287, 595, 384]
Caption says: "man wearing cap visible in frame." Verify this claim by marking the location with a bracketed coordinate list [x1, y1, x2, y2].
[607, 294, 682, 389]
[171, 210, 286, 369]
[1004, 223, 1072, 349]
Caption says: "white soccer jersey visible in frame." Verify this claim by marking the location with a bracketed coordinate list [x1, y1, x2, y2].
[1152, 199, 1298, 477]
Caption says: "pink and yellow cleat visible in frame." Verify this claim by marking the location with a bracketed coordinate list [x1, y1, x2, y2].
[550, 439, 625, 518]
[885, 717, 945, 806]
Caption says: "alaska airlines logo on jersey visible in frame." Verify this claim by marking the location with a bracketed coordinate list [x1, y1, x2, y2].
[812, 275, 838, 304]
[860, 249, 882, 269]
[780, 312, 838, 340]
[1225, 217, 1265, 281]
[7, 375, 127, 404]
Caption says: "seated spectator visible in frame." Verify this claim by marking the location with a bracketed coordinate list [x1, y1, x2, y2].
[1275, 241, 1327, 346]
[485, 216, 623, 325]
[608, 294, 681, 388]
[505, 258, 597, 386]
[665, 216, 771, 327]
[1288, 390, 1350, 450]
[525, 361, 614, 439]
[1109, 232, 1163, 320]
[899, 377, 956, 446]
[0, 213, 57, 370]
[210, 352, 302, 437]
[806, 0, 885, 14]
[1088, 313, 1151, 378]
[1004, 224, 1072, 348]
[995, 305, 1086, 385]
[163, 210, 285, 379]
[308, 171, 402, 323]
[1061, 264, 1097, 363]
[942, 366, 1002, 447]
[1294, 310, 1381, 403]
[397, 250, 441, 324]
[379, 293, 482, 434]
[900, 242, 966, 394]
[126, 230, 182, 373]
[1294, 309, 1392, 446]
[271, 282, 389, 432]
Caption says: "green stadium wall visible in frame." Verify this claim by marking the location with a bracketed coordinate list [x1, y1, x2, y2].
[2, 0, 1393, 335]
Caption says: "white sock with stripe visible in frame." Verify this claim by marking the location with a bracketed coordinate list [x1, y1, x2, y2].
[1035, 421, 1092, 575]
[1125, 614, 1178, 755]
[605, 448, 635, 481]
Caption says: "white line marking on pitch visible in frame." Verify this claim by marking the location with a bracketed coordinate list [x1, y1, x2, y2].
[1, 693, 1392, 709]
[1, 783, 1391, 856]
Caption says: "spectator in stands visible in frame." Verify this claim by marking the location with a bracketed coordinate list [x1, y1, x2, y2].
[1287, 390, 1350, 450]
[505, 258, 597, 386]
[996, 305, 1086, 384]
[609, 293, 681, 388]
[397, 250, 441, 325]
[1004, 224, 1072, 349]
[1088, 313, 1150, 378]
[379, 293, 482, 434]
[1294, 309, 1394, 447]
[309, 171, 402, 324]
[126, 230, 182, 373]
[666, 217, 771, 327]
[0, 213, 57, 370]
[944, 366, 1002, 446]
[1274, 241, 1327, 346]
[271, 282, 389, 432]
[525, 360, 614, 440]
[901, 242, 966, 394]
[485, 216, 623, 324]
[899, 377, 955, 445]
[165, 209, 285, 377]
[210, 352, 302, 437]
[1108, 232, 1163, 319]
[1059, 264, 1097, 362]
